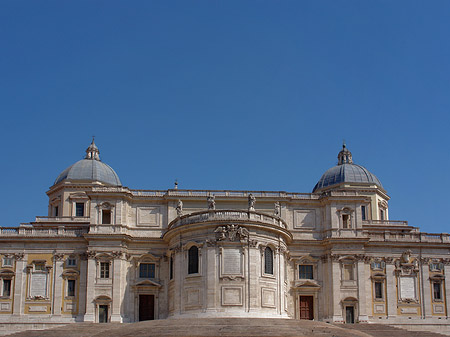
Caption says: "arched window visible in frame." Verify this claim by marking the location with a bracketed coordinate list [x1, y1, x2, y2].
[188, 246, 199, 274]
[264, 247, 273, 275]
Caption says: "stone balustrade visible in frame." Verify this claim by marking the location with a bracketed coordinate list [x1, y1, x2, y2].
[363, 220, 409, 227]
[367, 231, 450, 243]
[168, 209, 287, 230]
[35, 216, 91, 223]
[0, 227, 88, 237]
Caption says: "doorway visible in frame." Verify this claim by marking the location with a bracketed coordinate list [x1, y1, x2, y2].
[345, 306, 355, 324]
[299, 296, 314, 320]
[99, 305, 108, 323]
[139, 294, 155, 321]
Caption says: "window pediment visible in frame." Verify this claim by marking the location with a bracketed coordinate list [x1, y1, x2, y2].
[0, 269, 15, 277]
[293, 280, 320, 289]
[62, 269, 79, 278]
[430, 274, 445, 281]
[134, 279, 161, 288]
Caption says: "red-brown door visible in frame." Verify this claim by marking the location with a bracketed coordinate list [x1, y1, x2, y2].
[139, 295, 154, 321]
[299, 296, 314, 320]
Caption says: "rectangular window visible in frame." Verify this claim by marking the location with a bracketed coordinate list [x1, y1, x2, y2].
[374, 282, 383, 299]
[75, 203, 85, 217]
[380, 209, 385, 221]
[67, 279, 75, 297]
[343, 264, 354, 281]
[139, 263, 155, 278]
[299, 265, 314, 279]
[361, 205, 366, 221]
[3, 257, 13, 267]
[67, 258, 76, 267]
[100, 262, 110, 278]
[430, 263, 442, 272]
[169, 256, 173, 280]
[433, 282, 442, 300]
[3, 279, 11, 297]
[102, 210, 111, 224]
[54, 206, 59, 217]
[35, 263, 45, 271]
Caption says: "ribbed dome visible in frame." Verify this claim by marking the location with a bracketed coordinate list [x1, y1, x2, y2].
[54, 140, 121, 186]
[312, 144, 382, 192]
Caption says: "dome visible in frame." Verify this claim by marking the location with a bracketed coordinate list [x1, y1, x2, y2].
[313, 144, 382, 192]
[54, 140, 122, 186]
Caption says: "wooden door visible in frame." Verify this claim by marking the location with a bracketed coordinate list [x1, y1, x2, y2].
[139, 294, 155, 321]
[99, 305, 108, 323]
[299, 296, 314, 320]
[345, 306, 354, 324]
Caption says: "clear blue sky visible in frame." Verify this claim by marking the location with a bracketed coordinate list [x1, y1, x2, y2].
[1, 1, 449, 233]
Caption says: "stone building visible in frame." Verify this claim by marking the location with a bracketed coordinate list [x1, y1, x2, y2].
[1, 141, 449, 331]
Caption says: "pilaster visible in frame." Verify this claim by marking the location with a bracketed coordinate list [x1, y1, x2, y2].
[357, 259, 369, 322]
[12, 256, 26, 315]
[83, 256, 96, 322]
[52, 255, 64, 315]
[110, 255, 123, 322]
[386, 263, 397, 318]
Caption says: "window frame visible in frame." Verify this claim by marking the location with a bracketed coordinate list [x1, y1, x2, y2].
[2, 257, 13, 268]
[433, 281, 443, 301]
[67, 279, 76, 297]
[75, 202, 85, 217]
[298, 265, 314, 280]
[66, 257, 77, 268]
[2, 279, 11, 298]
[264, 247, 274, 276]
[188, 246, 199, 275]
[99, 262, 110, 279]
[139, 263, 156, 279]
[374, 281, 384, 300]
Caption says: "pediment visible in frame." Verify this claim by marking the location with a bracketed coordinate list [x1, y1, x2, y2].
[293, 280, 321, 289]
[134, 279, 161, 288]
[0, 269, 15, 277]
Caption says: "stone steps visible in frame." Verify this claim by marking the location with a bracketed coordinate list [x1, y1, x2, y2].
[5, 318, 368, 337]
[341, 323, 447, 337]
[5, 318, 448, 337]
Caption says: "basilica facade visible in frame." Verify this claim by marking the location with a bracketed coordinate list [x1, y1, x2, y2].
[1, 141, 449, 331]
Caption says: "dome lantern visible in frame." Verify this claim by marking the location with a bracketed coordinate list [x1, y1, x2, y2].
[313, 144, 383, 193]
[337, 142, 353, 165]
[53, 140, 121, 186]
[85, 138, 100, 161]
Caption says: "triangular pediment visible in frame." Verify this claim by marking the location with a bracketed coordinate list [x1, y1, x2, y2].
[134, 279, 161, 288]
[293, 280, 321, 289]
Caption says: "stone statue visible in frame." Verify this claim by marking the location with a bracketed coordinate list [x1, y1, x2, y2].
[176, 199, 183, 217]
[248, 194, 256, 211]
[214, 226, 227, 241]
[207, 195, 216, 210]
[274, 202, 281, 217]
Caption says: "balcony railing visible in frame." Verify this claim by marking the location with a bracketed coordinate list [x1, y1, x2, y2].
[367, 231, 450, 243]
[0, 227, 88, 237]
[35, 216, 91, 223]
[168, 209, 287, 230]
[363, 220, 409, 227]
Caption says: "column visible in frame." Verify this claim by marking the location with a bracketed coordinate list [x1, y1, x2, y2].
[444, 265, 450, 317]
